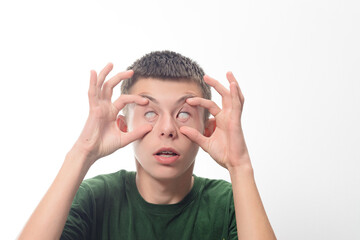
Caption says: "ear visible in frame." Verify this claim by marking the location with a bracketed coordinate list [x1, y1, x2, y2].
[117, 115, 128, 132]
[204, 118, 216, 137]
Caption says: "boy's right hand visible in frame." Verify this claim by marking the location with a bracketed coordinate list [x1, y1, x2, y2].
[72, 63, 152, 164]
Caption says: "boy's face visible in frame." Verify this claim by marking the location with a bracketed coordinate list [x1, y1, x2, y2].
[126, 78, 206, 180]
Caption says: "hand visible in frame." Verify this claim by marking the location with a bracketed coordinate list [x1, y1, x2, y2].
[180, 72, 250, 170]
[73, 63, 152, 164]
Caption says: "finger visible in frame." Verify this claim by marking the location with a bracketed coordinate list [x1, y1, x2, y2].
[236, 82, 245, 106]
[121, 124, 153, 147]
[180, 126, 209, 150]
[97, 63, 113, 90]
[88, 70, 98, 106]
[102, 70, 134, 100]
[230, 82, 242, 120]
[186, 97, 221, 117]
[204, 74, 232, 109]
[113, 94, 149, 111]
[236, 83, 245, 107]
[203, 75, 229, 97]
[226, 71, 237, 84]
[226, 71, 244, 105]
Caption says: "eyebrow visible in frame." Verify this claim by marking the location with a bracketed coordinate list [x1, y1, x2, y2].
[139, 94, 196, 105]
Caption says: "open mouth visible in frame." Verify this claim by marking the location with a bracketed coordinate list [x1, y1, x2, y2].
[153, 148, 180, 164]
[155, 151, 179, 157]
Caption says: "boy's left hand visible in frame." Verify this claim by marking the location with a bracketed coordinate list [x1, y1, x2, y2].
[180, 72, 251, 170]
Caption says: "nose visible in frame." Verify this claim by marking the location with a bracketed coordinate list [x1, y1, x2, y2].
[158, 114, 177, 139]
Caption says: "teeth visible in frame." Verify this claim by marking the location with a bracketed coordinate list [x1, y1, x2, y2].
[162, 151, 174, 154]
[157, 151, 177, 156]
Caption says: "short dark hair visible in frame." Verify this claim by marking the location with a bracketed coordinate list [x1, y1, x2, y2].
[121, 50, 211, 121]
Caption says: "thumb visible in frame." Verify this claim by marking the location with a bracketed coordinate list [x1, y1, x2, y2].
[121, 124, 153, 147]
[180, 126, 209, 151]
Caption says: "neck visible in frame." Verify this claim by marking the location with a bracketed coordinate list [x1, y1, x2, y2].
[135, 161, 195, 205]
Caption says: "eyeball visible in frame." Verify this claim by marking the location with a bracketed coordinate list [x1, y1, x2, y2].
[144, 111, 157, 121]
[177, 112, 190, 121]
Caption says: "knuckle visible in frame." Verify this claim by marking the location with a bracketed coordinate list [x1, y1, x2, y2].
[97, 72, 104, 80]
[99, 68, 107, 76]
[103, 81, 110, 89]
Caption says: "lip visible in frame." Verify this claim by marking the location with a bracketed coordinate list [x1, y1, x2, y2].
[153, 147, 180, 165]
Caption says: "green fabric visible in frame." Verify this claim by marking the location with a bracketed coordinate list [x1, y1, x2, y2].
[61, 170, 237, 240]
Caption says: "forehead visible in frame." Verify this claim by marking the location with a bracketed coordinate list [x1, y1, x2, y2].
[128, 78, 203, 101]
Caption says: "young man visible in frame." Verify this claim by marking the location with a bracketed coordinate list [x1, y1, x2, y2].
[19, 51, 276, 239]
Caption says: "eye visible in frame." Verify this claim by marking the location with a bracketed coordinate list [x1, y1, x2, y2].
[144, 111, 157, 120]
[177, 112, 190, 121]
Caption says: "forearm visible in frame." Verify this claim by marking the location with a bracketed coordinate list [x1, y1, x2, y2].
[18, 148, 93, 240]
[229, 161, 276, 240]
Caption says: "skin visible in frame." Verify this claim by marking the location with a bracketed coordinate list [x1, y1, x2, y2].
[18, 63, 276, 239]
[124, 78, 211, 204]
[180, 73, 276, 239]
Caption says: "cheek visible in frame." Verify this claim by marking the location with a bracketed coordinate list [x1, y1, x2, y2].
[182, 109, 205, 131]
[183, 140, 200, 161]
[180, 118, 205, 134]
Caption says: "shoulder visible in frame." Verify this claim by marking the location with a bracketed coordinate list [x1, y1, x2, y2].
[195, 175, 233, 202]
[197, 175, 233, 193]
[77, 170, 133, 199]
[193, 176, 237, 237]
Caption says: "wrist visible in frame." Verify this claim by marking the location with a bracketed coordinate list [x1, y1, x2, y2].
[225, 153, 253, 173]
[228, 163, 255, 190]
[228, 163, 254, 176]
[66, 144, 96, 171]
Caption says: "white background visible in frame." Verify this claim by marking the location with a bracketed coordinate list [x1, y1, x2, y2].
[1, 0, 359, 239]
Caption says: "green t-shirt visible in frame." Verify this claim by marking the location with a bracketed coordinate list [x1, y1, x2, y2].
[61, 170, 237, 240]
